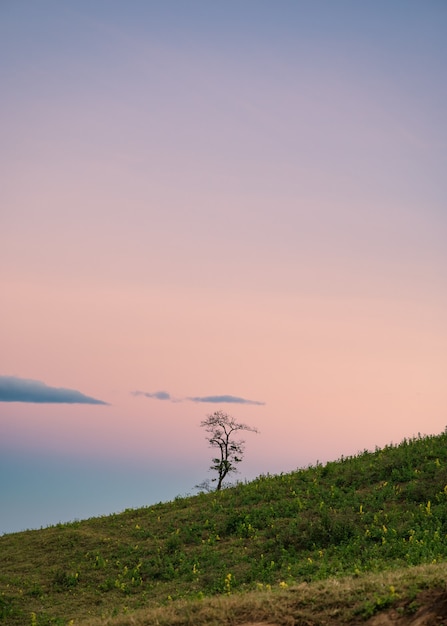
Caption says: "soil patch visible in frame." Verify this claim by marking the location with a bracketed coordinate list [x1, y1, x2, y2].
[239, 589, 447, 626]
[366, 589, 447, 626]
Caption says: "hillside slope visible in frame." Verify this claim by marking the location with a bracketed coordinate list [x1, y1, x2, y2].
[2, 430, 447, 625]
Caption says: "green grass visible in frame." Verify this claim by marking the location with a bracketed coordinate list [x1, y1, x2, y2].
[2, 430, 447, 625]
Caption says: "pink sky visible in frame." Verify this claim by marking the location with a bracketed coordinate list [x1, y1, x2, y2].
[1, 1, 446, 533]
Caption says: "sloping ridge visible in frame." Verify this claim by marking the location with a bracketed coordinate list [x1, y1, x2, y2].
[3, 430, 447, 625]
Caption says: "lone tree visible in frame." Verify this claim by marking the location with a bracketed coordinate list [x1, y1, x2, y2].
[200, 411, 259, 491]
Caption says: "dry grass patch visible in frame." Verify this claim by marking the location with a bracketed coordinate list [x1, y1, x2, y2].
[78, 562, 447, 626]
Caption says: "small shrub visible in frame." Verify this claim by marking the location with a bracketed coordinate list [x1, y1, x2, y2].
[51, 570, 79, 590]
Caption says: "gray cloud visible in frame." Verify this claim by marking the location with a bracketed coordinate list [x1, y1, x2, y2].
[132, 389, 265, 406]
[188, 395, 265, 405]
[0, 376, 109, 405]
[132, 390, 172, 401]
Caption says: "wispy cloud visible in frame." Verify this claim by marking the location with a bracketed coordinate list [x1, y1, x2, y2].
[0, 376, 109, 405]
[131, 390, 172, 401]
[188, 395, 265, 405]
[132, 389, 265, 406]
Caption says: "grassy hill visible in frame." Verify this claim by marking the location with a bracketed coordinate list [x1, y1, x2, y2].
[2, 430, 447, 625]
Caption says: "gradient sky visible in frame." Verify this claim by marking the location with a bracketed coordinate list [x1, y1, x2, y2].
[1, 1, 446, 535]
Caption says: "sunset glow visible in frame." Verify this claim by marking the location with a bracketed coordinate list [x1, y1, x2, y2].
[1, 1, 446, 534]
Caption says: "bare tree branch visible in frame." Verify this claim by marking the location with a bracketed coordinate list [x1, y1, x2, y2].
[199, 411, 259, 491]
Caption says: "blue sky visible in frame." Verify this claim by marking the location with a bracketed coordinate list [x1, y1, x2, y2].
[1, 0, 446, 535]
